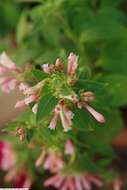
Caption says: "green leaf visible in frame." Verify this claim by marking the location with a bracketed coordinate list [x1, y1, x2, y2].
[36, 93, 57, 121]
[79, 8, 127, 42]
[91, 142, 116, 158]
[101, 74, 127, 107]
[72, 106, 97, 131]
[32, 69, 48, 81]
[16, 12, 33, 44]
[101, 39, 127, 75]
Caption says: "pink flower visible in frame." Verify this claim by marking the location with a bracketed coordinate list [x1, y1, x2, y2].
[16, 81, 45, 111]
[44, 174, 65, 189]
[67, 53, 78, 76]
[41, 64, 54, 74]
[15, 94, 38, 109]
[19, 83, 29, 92]
[0, 52, 16, 70]
[84, 104, 105, 124]
[0, 141, 15, 171]
[55, 58, 64, 70]
[15, 100, 25, 108]
[23, 80, 46, 95]
[49, 110, 59, 130]
[0, 77, 18, 93]
[24, 94, 38, 105]
[49, 104, 74, 132]
[64, 140, 75, 155]
[44, 152, 64, 173]
[44, 173, 103, 190]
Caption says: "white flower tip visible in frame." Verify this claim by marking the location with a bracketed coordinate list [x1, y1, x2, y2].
[99, 115, 106, 124]
[64, 127, 72, 132]
[32, 104, 38, 114]
[85, 105, 106, 124]
[48, 126, 56, 130]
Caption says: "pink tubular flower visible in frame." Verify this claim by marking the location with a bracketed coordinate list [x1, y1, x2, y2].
[19, 83, 29, 92]
[15, 82, 40, 110]
[67, 52, 78, 77]
[44, 152, 64, 173]
[41, 63, 54, 74]
[15, 94, 38, 109]
[0, 141, 15, 171]
[84, 104, 105, 124]
[0, 76, 18, 93]
[64, 140, 75, 155]
[49, 104, 74, 132]
[44, 173, 103, 190]
[15, 99, 25, 108]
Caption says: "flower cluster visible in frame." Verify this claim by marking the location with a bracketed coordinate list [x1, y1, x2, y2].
[0, 52, 105, 132]
[14, 52, 105, 132]
[36, 140, 103, 190]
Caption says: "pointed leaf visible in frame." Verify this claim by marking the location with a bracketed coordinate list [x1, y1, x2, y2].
[36, 93, 57, 122]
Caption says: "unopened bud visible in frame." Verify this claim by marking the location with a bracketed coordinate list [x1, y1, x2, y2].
[81, 91, 95, 102]
[16, 127, 25, 141]
[67, 78, 76, 85]
[55, 58, 64, 70]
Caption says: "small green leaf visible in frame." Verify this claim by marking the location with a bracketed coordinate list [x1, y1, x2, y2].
[32, 69, 48, 81]
[36, 93, 57, 122]
[72, 106, 96, 131]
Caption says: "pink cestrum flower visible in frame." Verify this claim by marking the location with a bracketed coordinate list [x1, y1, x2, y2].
[64, 140, 75, 155]
[44, 173, 103, 190]
[15, 93, 39, 109]
[0, 141, 15, 171]
[0, 76, 18, 93]
[19, 82, 29, 92]
[15, 82, 43, 110]
[49, 103, 74, 132]
[67, 52, 78, 77]
[84, 104, 105, 124]
[41, 63, 54, 74]
[44, 152, 64, 173]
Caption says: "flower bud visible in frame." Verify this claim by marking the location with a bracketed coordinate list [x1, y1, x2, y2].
[81, 91, 95, 102]
[16, 127, 25, 141]
[55, 58, 64, 70]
